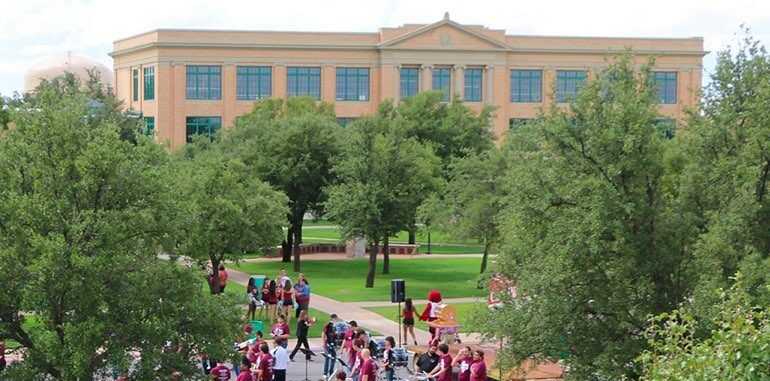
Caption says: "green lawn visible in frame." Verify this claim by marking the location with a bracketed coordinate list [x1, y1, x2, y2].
[363, 303, 482, 333]
[302, 219, 333, 227]
[230, 258, 486, 302]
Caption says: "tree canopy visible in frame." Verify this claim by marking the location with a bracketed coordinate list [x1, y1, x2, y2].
[0, 76, 242, 378]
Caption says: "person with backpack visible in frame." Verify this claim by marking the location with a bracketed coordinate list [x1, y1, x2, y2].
[381, 336, 396, 381]
[322, 313, 341, 379]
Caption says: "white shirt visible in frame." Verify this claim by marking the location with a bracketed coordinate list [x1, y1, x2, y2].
[271, 346, 289, 370]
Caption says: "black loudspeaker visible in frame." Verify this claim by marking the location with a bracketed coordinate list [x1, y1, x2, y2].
[391, 279, 405, 303]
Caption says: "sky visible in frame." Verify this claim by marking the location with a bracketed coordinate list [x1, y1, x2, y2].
[1, 0, 769, 96]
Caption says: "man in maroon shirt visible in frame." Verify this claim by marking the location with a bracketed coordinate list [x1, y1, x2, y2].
[257, 343, 274, 381]
[271, 314, 291, 348]
[452, 346, 475, 381]
[236, 358, 254, 381]
[358, 349, 377, 381]
[208, 359, 231, 381]
[428, 344, 453, 381]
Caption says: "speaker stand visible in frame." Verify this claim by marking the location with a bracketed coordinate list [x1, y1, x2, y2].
[398, 300, 403, 348]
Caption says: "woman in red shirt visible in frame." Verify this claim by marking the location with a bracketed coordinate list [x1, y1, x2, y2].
[401, 298, 418, 346]
[266, 280, 278, 324]
[281, 279, 294, 325]
[469, 350, 487, 381]
[218, 264, 228, 294]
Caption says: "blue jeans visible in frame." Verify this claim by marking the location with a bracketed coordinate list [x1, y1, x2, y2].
[324, 343, 337, 375]
[386, 369, 394, 381]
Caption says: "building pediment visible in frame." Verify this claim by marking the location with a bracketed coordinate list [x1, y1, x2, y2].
[378, 18, 511, 51]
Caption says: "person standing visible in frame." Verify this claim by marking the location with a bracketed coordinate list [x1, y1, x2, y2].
[290, 309, 314, 361]
[469, 350, 487, 381]
[208, 359, 231, 381]
[295, 277, 311, 319]
[349, 339, 365, 381]
[322, 313, 340, 378]
[415, 344, 439, 375]
[256, 343, 274, 381]
[281, 279, 294, 325]
[271, 337, 289, 381]
[452, 346, 474, 381]
[381, 336, 396, 381]
[271, 314, 291, 348]
[358, 349, 377, 381]
[428, 344, 453, 381]
[218, 264, 228, 294]
[258, 280, 270, 320]
[267, 280, 279, 324]
[246, 277, 259, 321]
[341, 320, 358, 362]
[401, 298, 418, 346]
[236, 358, 254, 381]
[0, 340, 6, 372]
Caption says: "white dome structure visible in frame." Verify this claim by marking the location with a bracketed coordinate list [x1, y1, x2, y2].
[24, 54, 114, 93]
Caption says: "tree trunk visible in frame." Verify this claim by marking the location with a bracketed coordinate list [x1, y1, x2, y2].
[480, 242, 490, 274]
[293, 220, 303, 272]
[408, 224, 416, 245]
[366, 241, 378, 288]
[209, 258, 220, 295]
[282, 225, 294, 262]
[382, 235, 390, 275]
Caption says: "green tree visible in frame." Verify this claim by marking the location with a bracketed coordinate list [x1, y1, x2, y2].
[419, 149, 504, 273]
[471, 54, 689, 379]
[325, 116, 441, 286]
[0, 76, 241, 379]
[640, 275, 770, 380]
[223, 97, 340, 271]
[390, 91, 496, 243]
[172, 139, 288, 294]
[0, 96, 11, 130]
[674, 34, 770, 321]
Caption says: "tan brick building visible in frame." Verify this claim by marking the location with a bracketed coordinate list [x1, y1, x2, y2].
[110, 15, 705, 147]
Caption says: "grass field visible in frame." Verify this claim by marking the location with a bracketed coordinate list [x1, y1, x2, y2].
[363, 303, 481, 334]
[300, 228, 487, 255]
[230, 258, 486, 302]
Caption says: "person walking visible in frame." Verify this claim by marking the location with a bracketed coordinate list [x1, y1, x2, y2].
[359, 349, 377, 381]
[271, 337, 289, 381]
[322, 313, 341, 379]
[401, 298, 418, 345]
[469, 350, 487, 381]
[217, 264, 228, 294]
[290, 309, 315, 361]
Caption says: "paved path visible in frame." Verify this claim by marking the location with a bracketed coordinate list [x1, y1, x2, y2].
[242, 253, 488, 262]
[346, 297, 481, 308]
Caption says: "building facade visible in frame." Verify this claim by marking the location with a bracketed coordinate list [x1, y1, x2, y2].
[110, 16, 705, 147]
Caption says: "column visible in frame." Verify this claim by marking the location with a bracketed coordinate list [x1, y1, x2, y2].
[421, 64, 432, 92]
[222, 62, 237, 129]
[393, 64, 401, 104]
[454, 64, 465, 100]
[273, 64, 286, 99]
[485, 65, 494, 104]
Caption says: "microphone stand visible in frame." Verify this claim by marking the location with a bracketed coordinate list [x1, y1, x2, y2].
[398, 300, 402, 348]
[298, 348, 312, 381]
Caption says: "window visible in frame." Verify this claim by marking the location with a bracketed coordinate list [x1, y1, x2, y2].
[337, 117, 357, 127]
[185, 116, 221, 142]
[144, 116, 155, 136]
[237, 66, 272, 100]
[556, 70, 587, 103]
[510, 70, 542, 103]
[654, 72, 677, 104]
[287, 67, 321, 100]
[143, 67, 155, 101]
[132, 69, 139, 102]
[509, 118, 537, 130]
[400, 68, 419, 98]
[432, 68, 451, 102]
[186, 65, 222, 100]
[464, 68, 483, 102]
[654, 119, 676, 139]
[336, 68, 370, 101]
